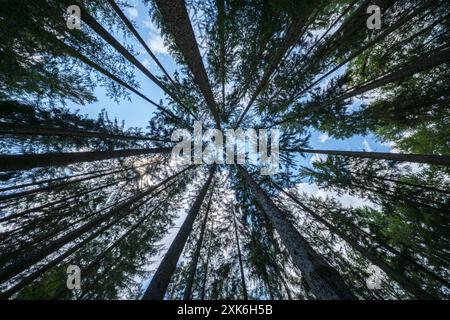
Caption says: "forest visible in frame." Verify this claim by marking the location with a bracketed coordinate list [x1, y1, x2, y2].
[0, 0, 449, 300]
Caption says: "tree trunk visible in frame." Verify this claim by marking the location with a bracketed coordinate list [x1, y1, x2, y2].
[233, 208, 248, 299]
[183, 187, 214, 300]
[217, 0, 226, 110]
[271, 180, 435, 299]
[200, 221, 214, 300]
[0, 123, 171, 143]
[284, 148, 450, 167]
[142, 166, 216, 300]
[0, 147, 172, 172]
[153, 0, 222, 128]
[237, 165, 354, 299]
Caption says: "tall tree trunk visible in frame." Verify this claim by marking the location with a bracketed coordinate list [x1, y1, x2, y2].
[183, 187, 214, 300]
[200, 221, 214, 300]
[237, 165, 354, 299]
[271, 180, 435, 299]
[0, 179, 122, 224]
[0, 163, 148, 202]
[142, 166, 216, 300]
[0, 166, 191, 284]
[153, 0, 222, 128]
[105, 0, 176, 86]
[0, 147, 172, 172]
[0, 124, 170, 143]
[233, 208, 248, 299]
[301, 45, 450, 117]
[283, 148, 450, 167]
[217, 0, 226, 110]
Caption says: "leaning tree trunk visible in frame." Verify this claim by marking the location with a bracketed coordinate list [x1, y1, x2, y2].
[0, 124, 171, 143]
[283, 148, 450, 167]
[233, 208, 248, 300]
[0, 147, 172, 172]
[153, 0, 222, 128]
[105, 0, 176, 85]
[183, 187, 214, 300]
[303, 45, 450, 116]
[142, 166, 216, 300]
[270, 179, 436, 299]
[237, 165, 354, 299]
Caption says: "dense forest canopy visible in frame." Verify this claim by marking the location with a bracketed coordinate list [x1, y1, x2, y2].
[0, 0, 449, 300]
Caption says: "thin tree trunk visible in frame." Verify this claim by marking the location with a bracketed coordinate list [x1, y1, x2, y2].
[274, 44, 450, 127]
[153, 0, 222, 128]
[48, 32, 183, 123]
[237, 165, 354, 299]
[0, 124, 171, 143]
[271, 181, 435, 299]
[233, 208, 248, 299]
[142, 166, 216, 300]
[0, 165, 121, 193]
[0, 166, 191, 284]
[200, 221, 214, 300]
[105, 0, 176, 86]
[0, 147, 172, 172]
[283, 148, 450, 167]
[183, 187, 214, 300]
[302, 45, 450, 116]
[0, 179, 121, 224]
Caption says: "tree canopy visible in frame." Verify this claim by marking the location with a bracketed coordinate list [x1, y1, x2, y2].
[0, 0, 449, 300]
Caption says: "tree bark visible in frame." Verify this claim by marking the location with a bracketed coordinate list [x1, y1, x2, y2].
[142, 166, 216, 300]
[0, 147, 172, 172]
[283, 148, 450, 167]
[183, 187, 214, 300]
[237, 165, 354, 299]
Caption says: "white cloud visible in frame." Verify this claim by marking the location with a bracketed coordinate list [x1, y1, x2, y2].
[362, 139, 373, 152]
[127, 7, 139, 19]
[318, 133, 329, 143]
[146, 33, 169, 55]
